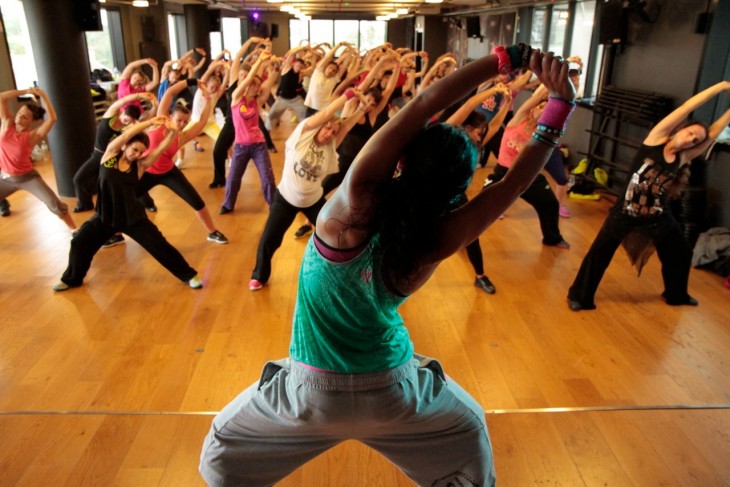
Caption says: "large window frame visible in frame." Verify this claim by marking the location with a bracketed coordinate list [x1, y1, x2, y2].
[289, 19, 386, 51]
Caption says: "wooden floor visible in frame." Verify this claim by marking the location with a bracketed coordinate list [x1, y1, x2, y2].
[1, 118, 729, 486]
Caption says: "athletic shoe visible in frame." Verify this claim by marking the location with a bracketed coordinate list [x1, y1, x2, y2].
[52, 281, 71, 292]
[175, 158, 185, 169]
[0, 199, 10, 217]
[474, 276, 496, 294]
[73, 204, 93, 213]
[559, 205, 571, 218]
[146, 205, 157, 213]
[102, 234, 125, 248]
[219, 206, 232, 215]
[249, 279, 263, 291]
[209, 180, 225, 188]
[545, 238, 570, 249]
[188, 275, 203, 289]
[294, 224, 313, 239]
[193, 141, 205, 152]
[207, 230, 229, 244]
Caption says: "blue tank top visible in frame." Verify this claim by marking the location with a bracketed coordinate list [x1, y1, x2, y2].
[289, 235, 413, 373]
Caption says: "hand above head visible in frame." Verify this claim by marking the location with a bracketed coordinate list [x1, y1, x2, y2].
[148, 115, 167, 126]
[531, 52, 575, 102]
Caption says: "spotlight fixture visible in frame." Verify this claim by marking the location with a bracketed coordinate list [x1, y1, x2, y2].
[132, 0, 149, 6]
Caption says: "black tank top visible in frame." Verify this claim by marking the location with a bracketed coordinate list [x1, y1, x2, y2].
[277, 69, 302, 99]
[94, 117, 122, 152]
[96, 153, 147, 227]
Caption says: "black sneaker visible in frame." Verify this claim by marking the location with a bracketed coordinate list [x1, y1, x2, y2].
[0, 199, 10, 217]
[146, 205, 157, 213]
[102, 234, 125, 248]
[474, 276, 496, 294]
[73, 204, 93, 213]
[219, 206, 232, 215]
[209, 180, 226, 188]
[294, 224, 313, 239]
[207, 230, 229, 244]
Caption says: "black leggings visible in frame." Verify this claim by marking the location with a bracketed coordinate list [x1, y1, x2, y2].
[252, 189, 326, 284]
[61, 214, 197, 286]
[568, 209, 692, 307]
[73, 151, 103, 208]
[212, 120, 235, 184]
[136, 166, 206, 211]
[488, 164, 564, 245]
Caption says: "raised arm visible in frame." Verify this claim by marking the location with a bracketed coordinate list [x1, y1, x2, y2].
[103, 116, 162, 160]
[302, 91, 350, 133]
[645, 80, 730, 146]
[436, 54, 575, 258]
[445, 84, 505, 126]
[508, 83, 548, 127]
[230, 37, 263, 87]
[103, 92, 157, 118]
[137, 121, 178, 169]
[0, 88, 25, 127]
[120, 59, 149, 80]
[157, 79, 194, 117]
[29, 88, 56, 145]
[231, 52, 270, 106]
[144, 59, 160, 92]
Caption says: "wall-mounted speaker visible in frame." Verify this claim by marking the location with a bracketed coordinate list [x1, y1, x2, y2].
[75, 0, 102, 31]
[598, 0, 627, 44]
[466, 16, 481, 38]
[209, 10, 221, 32]
[270, 23, 279, 39]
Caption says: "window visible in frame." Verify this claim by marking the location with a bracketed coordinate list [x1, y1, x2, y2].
[85, 9, 121, 74]
[221, 17, 242, 51]
[530, 7, 547, 49]
[334, 20, 358, 46]
[289, 19, 386, 51]
[0, 0, 38, 88]
[309, 19, 334, 46]
[569, 0, 597, 97]
[210, 32, 222, 57]
[359, 21, 386, 51]
[548, 4, 570, 55]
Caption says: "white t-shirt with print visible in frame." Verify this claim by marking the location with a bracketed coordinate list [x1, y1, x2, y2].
[278, 120, 338, 208]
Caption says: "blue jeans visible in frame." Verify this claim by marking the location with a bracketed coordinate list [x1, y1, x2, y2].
[199, 355, 495, 487]
[222, 142, 275, 210]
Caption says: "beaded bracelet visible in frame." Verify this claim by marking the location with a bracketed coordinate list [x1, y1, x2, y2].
[532, 132, 559, 147]
[536, 123, 565, 136]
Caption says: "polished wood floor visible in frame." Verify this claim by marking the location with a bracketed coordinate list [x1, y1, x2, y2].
[1, 118, 729, 486]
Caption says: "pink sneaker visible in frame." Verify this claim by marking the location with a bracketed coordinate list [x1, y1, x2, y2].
[559, 205, 571, 218]
[249, 279, 264, 291]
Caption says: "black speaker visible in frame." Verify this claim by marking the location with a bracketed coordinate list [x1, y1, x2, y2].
[466, 17, 481, 38]
[75, 0, 102, 31]
[141, 16, 156, 42]
[598, 0, 627, 44]
[209, 10, 221, 32]
[250, 21, 269, 38]
[270, 23, 279, 39]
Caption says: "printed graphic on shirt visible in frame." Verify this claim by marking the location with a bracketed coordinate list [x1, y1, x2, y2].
[293, 141, 328, 182]
[623, 157, 675, 217]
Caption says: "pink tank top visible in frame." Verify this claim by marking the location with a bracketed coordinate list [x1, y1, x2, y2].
[144, 126, 180, 175]
[498, 120, 531, 169]
[232, 97, 264, 145]
[0, 126, 33, 175]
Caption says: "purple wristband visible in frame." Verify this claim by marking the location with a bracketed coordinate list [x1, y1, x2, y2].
[537, 97, 576, 132]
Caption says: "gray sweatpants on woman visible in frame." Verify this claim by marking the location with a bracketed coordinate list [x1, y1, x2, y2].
[199, 354, 496, 487]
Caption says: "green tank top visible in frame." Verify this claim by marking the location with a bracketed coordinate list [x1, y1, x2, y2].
[289, 235, 413, 373]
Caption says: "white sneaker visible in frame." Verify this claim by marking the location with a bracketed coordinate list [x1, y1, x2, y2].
[175, 158, 185, 169]
[188, 275, 203, 289]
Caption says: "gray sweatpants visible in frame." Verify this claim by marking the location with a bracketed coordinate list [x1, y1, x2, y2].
[199, 355, 495, 487]
[0, 169, 69, 216]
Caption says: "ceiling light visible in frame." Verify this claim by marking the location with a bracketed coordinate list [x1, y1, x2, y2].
[396, 8, 408, 15]
[376, 15, 390, 21]
[280, 5, 294, 11]
[132, 0, 149, 6]
[425, 0, 443, 3]
[267, 0, 284, 3]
